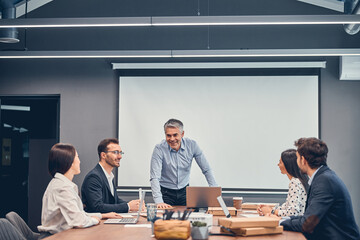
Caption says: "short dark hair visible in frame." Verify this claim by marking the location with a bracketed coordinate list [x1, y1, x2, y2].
[164, 119, 184, 133]
[295, 137, 328, 169]
[97, 138, 119, 160]
[48, 143, 76, 177]
[281, 149, 309, 191]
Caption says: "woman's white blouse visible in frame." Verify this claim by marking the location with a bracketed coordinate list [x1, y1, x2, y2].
[277, 177, 307, 217]
[38, 173, 101, 234]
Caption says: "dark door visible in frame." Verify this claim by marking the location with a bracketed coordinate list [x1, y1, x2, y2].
[0, 95, 59, 230]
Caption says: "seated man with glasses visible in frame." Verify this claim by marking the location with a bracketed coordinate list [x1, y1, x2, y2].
[82, 138, 141, 213]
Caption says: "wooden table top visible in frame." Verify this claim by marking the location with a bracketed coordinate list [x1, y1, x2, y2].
[45, 209, 306, 240]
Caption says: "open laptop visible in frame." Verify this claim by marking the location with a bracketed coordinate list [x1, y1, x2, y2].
[104, 190, 145, 224]
[186, 186, 222, 208]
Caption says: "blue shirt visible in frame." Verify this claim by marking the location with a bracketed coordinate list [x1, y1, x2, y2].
[150, 138, 217, 203]
[308, 165, 323, 186]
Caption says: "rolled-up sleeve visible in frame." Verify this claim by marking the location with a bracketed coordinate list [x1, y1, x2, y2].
[150, 146, 164, 203]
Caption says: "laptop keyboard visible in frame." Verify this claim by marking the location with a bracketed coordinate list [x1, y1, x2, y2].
[118, 218, 137, 223]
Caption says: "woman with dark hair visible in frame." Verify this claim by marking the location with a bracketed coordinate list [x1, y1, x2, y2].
[258, 149, 308, 217]
[38, 143, 121, 237]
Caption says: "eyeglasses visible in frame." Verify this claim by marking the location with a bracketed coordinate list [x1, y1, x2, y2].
[104, 150, 124, 155]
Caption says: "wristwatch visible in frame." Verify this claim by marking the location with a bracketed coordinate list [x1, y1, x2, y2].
[271, 204, 280, 215]
[271, 208, 276, 215]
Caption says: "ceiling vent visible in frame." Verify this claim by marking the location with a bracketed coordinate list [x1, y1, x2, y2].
[344, 0, 360, 34]
[298, 0, 360, 35]
[0, 0, 23, 43]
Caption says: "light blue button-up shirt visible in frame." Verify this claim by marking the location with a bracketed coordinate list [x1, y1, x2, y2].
[150, 138, 217, 203]
[308, 165, 324, 186]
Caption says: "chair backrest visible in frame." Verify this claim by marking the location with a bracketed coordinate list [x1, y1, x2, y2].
[0, 218, 26, 240]
[5, 212, 40, 240]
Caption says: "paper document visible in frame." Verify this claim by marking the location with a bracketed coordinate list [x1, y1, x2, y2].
[240, 214, 261, 218]
[124, 224, 151, 228]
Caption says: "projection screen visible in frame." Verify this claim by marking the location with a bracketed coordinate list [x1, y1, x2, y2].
[118, 76, 318, 190]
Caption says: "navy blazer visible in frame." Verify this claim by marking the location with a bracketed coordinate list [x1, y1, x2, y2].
[81, 164, 129, 213]
[281, 166, 360, 240]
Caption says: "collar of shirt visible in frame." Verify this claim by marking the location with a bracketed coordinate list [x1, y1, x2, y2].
[99, 163, 114, 180]
[308, 165, 323, 186]
[98, 163, 115, 196]
[54, 172, 78, 191]
[168, 138, 185, 153]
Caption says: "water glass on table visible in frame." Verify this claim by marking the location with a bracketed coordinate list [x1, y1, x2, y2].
[146, 203, 157, 222]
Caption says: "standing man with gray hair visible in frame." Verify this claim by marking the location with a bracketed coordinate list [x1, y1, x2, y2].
[150, 119, 218, 208]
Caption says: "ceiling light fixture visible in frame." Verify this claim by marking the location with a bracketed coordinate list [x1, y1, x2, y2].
[152, 15, 360, 26]
[0, 15, 360, 28]
[0, 49, 360, 59]
[172, 48, 360, 57]
[0, 50, 172, 58]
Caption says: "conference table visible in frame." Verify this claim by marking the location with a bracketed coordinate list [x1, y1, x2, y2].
[45, 208, 306, 240]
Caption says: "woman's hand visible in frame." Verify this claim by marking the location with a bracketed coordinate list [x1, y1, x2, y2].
[101, 212, 122, 219]
[257, 205, 272, 216]
[91, 216, 101, 224]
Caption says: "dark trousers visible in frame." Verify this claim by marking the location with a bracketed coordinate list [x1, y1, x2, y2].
[161, 185, 188, 206]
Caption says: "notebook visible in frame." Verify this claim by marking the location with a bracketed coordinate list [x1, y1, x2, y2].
[186, 186, 221, 208]
[104, 190, 145, 224]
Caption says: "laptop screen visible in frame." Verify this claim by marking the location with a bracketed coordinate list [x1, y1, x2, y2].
[186, 186, 222, 208]
[135, 190, 146, 221]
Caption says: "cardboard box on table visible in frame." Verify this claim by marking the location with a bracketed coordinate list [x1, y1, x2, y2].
[218, 216, 282, 236]
[241, 203, 278, 210]
[207, 207, 237, 216]
[221, 225, 284, 236]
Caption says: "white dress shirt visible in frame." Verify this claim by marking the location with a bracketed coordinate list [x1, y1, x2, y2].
[99, 163, 114, 196]
[38, 173, 101, 234]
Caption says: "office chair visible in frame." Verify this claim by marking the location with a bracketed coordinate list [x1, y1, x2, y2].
[5, 212, 40, 240]
[0, 218, 26, 240]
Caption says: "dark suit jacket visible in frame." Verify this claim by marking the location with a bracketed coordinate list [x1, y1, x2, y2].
[81, 164, 129, 213]
[281, 166, 360, 240]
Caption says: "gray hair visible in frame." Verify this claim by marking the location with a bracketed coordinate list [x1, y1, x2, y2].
[164, 119, 184, 133]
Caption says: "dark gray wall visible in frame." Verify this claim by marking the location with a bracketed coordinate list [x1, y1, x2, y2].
[0, 0, 359, 229]
[0, 59, 118, 188]
[28, 139, 56, 230]
[320, 58, 360, 227]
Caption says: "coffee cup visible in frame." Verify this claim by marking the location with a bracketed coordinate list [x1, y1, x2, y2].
[233, 197, 243, 210]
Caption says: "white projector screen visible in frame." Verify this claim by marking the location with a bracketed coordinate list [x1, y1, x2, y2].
[118, 76, 318, 190]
